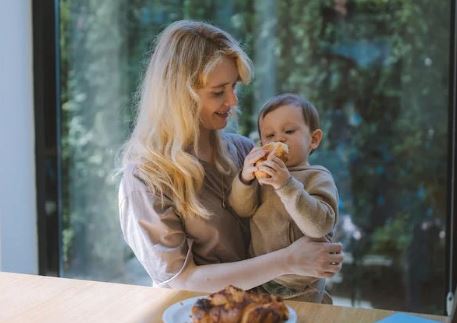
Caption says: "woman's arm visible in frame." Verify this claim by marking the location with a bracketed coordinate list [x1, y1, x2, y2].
[168, 237, 343, 293]
[120, 169, 342, 293]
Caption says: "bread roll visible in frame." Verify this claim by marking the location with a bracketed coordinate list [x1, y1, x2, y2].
[254, 142, 289, 179]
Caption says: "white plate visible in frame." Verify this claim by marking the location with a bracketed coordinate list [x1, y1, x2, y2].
[162, 296, 297, 323]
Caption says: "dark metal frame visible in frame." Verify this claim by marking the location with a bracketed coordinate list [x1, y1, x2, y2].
[446, 0, 457, 315]
[32, 0, 61, 276]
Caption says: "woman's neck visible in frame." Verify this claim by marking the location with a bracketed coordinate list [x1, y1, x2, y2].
[196, 127, 213, 163]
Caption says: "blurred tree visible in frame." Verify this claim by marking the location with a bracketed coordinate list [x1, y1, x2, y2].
[60, 0, 449, 313]
[60, 0, 131, 280]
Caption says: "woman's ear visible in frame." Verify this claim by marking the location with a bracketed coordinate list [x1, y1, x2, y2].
[310, 129, 323, 150]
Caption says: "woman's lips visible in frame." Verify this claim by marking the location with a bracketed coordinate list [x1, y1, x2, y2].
[215, 110, 231, 118]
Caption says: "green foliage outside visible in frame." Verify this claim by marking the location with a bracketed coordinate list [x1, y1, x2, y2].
[60, 0, 450, 313]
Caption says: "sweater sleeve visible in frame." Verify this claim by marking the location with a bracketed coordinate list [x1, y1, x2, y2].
[228, 172, 260, 218]
[119, 175, 193, 286]
[275, 171, 338, 238]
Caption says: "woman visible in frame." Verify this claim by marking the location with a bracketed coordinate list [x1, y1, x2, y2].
[119, 20, 343, 293]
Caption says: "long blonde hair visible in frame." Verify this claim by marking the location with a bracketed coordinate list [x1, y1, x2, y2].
[121, 20, 252, 218]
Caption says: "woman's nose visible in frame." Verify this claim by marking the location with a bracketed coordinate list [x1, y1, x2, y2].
[225, 89, 238, 107]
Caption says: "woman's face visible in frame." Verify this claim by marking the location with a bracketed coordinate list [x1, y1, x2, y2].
[196, 56, 239, 131]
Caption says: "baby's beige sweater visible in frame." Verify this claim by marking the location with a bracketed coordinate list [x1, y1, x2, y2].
[229, 163, 339, 302]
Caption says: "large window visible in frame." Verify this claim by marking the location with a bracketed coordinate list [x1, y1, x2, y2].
[35, 0, 456, 315]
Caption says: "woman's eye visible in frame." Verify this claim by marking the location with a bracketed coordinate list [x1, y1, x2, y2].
[212, 91, 224, 97]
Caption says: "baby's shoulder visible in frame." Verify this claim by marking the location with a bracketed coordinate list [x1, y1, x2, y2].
[296, 164, 336, 184]
[306, 164, 332, 175]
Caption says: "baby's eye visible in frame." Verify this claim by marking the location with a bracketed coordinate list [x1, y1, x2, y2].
[265, 134, 274, 139]
[285, 129, 295, 134]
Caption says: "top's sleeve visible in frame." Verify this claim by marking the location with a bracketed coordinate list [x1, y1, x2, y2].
[118, 177, 193, 286]
[275, 171, 338, 238]
[225, 133, 259, 217]
[228, 172, 259, 217]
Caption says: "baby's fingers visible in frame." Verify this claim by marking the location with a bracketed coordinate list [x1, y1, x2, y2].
[260, 160, 281, 172]
[270, 156, 286, 168]
[246, 148, 266, 165]
[257, 164, 276, 177]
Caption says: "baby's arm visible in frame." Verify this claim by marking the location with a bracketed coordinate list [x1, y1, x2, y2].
[276, 170, 338, 238]
[228, 147, 266, 217]
[228, 173, 259, 217]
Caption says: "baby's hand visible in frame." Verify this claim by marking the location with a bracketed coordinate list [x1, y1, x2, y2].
[240, 147, 266, 184]
[257, 156, 290, 190]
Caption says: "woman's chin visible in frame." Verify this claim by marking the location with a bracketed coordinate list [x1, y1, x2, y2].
[212, 118, 229, 130]
[201, 123, 227, 132]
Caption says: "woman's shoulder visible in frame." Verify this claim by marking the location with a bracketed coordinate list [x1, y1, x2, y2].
[222, 131, 255, 153]
[119, 164, 151, 200]
[221, 132, 255, 166]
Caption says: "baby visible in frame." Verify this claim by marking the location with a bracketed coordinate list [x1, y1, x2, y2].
[229, 93, 339, 303]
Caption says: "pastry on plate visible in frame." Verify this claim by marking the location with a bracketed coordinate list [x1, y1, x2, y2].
[191, 285, 289, 323]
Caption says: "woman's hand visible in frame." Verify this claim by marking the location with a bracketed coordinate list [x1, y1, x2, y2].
[284, 236, 343, 278]
[240, 147, 266, 184]
[257, 156, 290, 190]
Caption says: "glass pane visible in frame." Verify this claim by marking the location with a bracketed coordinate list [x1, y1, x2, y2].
[311, 1, 449, 315]
[60, 0, 450, 314]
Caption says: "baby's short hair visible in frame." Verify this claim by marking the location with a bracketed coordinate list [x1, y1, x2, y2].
[257, 93, 320, 136]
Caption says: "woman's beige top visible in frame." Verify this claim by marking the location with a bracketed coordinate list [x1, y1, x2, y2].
[119, 133, 254, 287]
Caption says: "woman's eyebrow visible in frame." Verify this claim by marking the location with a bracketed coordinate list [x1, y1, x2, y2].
[209, 77, 240, 89]
[210, 82, 229, 89]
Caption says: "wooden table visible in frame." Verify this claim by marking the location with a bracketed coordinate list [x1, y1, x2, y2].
[0, 272, 447, 323]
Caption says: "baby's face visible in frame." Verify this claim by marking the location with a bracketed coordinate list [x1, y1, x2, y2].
[259, 104, 316, 167]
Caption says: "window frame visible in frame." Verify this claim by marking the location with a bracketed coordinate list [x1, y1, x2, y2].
[446, 0, 457, 314]
[32, 0, 457, 314]
[33, 0, 61, 276]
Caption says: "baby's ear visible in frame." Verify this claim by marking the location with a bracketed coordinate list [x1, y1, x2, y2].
[310, 129, 323, 150]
